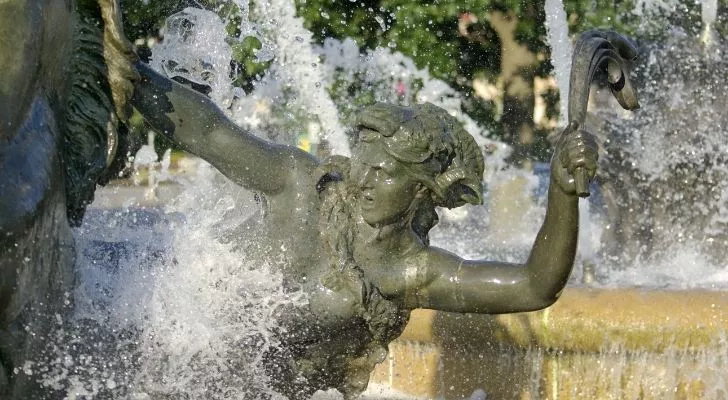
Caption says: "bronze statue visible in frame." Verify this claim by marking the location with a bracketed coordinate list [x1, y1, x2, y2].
[0, 0, 137, 396]
[0, 0, 637, 393]
[130, 30, 638, 399]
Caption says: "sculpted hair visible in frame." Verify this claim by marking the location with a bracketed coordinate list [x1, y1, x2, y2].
[62, 0, 137, 225]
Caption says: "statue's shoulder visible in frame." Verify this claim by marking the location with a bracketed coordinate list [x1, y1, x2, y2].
[314, 155, 351, 193]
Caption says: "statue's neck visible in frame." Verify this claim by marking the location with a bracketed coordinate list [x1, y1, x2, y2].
[353, 217, 422, 266]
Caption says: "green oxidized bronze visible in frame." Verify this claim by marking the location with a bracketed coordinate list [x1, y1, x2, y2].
[130, 30, 639, 399]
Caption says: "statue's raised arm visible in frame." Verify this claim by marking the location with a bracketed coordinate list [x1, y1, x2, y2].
[132, 62, 318, 195]
[345, 31, 639, 316]
[395, 121, 594, 314]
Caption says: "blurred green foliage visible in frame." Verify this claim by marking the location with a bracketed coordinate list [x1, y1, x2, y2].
[120, 0, 727, 161]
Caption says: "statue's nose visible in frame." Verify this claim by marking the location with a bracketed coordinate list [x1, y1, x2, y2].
[358, 167, 376, 188]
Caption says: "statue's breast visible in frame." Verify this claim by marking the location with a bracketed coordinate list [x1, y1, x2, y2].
[306, 269, 366, 332]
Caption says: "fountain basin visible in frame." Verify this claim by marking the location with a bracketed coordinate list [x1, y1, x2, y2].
[370, 288, 728, 399]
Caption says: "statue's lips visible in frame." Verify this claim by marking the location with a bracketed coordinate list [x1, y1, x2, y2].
[360, 192, 376, 209]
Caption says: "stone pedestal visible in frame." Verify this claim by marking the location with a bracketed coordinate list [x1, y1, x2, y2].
[370, 288, 728, 399]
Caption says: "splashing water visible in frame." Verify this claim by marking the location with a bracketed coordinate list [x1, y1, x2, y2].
[591, 28, 728, 285]
[125, 167, 305, 399]
[536, 0, 728, 288]
[34, 162, 308, 398]
[34, 0, 728, 398]
[150, 3, 509, 161]
[152, 3, 351, 155]
[151, 7, 238, 108]
[240, 0, 351, 155]
[37, 2, 516, 396]
[701, 0, 719, 45]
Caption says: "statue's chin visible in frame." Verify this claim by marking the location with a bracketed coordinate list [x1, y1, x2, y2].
[361, 213, 409, 232]
[361, 213, 388, 228]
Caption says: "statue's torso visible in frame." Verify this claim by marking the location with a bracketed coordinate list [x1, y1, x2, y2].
[247, 172, 410, 398]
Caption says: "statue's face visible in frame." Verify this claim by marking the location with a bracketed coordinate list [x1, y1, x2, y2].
[351, 137, 421, 227]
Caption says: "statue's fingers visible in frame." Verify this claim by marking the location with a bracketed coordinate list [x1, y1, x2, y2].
[564, 142, 598, 164]
[568, 129, 597, 145]
[562, 139, 589, 162]
[569, 140, 598, 163]
[564, 132, 598, 156]
[558, 129, 595, 173]
[565, 146, 597, 177]
[566, 154, 587, 175]
[578, 151, 598, 179]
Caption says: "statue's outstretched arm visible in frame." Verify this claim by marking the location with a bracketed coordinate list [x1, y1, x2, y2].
[415, 30, 638, 314]
[415, 128, 593, 314]
[132, 62, 317, 195]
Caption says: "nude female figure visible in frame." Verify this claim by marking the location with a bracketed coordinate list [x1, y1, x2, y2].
[131, 61, 596, 399]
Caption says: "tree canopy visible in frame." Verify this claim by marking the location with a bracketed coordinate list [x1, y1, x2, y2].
[120, 0, 727, 160]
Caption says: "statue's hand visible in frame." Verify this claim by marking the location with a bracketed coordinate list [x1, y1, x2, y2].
[550, 123, 598, 196]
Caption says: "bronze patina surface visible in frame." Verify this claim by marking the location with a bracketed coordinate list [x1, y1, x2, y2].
[130, 30, 638, 399]
[0, 0, 639, 394]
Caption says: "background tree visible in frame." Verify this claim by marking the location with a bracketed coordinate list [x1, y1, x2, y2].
[298, 0, 558, 162]
[120, 0, 728, 163]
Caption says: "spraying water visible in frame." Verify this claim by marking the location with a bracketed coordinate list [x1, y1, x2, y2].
[151, 3, 351, 155]
[34, 162, 306, 398]
[31, 0, 728, 397]
[35, 1, 511, 397]
[701, 0, 719, 45]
